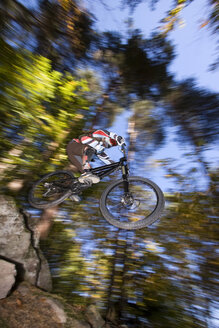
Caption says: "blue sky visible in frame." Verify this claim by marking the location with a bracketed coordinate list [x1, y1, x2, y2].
[84, 0, 219, 92]
[24, 0, 219, 92]
[83, 0, 219, 192]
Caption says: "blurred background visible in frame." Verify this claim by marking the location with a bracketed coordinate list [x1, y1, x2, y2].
[0, 0, 218, 327]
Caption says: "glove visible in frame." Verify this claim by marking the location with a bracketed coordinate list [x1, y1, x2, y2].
[116, 136, 125, 146]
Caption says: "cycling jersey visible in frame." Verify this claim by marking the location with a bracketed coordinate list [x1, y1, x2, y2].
[73, 130, 119, 164]
[75, 130, 118, 149]
[68, 129, 125, 169]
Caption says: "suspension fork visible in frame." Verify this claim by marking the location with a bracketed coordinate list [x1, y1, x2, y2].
[121, 162, 129, 193]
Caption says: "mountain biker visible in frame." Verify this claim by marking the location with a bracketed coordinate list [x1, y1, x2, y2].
[67, 129, 125, 189]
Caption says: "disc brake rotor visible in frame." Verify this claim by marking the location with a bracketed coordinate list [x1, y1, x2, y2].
[121, 194, 140, 209]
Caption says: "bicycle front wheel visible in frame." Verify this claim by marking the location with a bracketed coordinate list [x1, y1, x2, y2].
[100, 176, 165, 230]
[28, 171, 74, 209]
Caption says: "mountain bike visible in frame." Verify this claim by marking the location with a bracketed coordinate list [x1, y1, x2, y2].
[28, 146, 165, 230]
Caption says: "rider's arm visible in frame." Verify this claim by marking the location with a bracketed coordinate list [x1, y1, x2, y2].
[80, 136, 105, 152]
[107, 131, 125, 146]
[94, 130, 118, 141]
[92, 130, 125, 146]
[97, 152, 114, 165]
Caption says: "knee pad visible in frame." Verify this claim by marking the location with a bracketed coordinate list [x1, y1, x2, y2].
[85, 147, 96, 161]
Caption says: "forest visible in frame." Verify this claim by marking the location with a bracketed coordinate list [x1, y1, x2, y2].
[0, 0, 218, 327]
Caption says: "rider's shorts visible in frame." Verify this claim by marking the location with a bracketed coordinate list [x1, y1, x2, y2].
[66, 140, 86, 173]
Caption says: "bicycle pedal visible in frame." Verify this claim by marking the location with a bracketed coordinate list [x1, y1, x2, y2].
[83, 180, 92, 186]
[79, 178, 93, 186]
[69, 194, 81, 202]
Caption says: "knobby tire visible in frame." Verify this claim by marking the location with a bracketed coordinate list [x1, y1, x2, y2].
[28, 170, 74, 209]
[100, 176, 165, 230]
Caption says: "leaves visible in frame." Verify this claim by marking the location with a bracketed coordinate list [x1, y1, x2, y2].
[0, 41, 92, 187]
[1, 0, 94, 69]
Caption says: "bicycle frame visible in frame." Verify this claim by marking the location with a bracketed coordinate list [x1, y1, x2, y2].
[90, 146, 130, 193]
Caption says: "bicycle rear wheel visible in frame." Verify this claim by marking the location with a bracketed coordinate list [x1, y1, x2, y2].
[100, 176, 165, 230]
[28, 171, 74, 209]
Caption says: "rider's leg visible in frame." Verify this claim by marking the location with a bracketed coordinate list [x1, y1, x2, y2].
[67, 141, 99, 184]
[78, 147, 100, 184]
[66, 141, 85, 201]
[66, 140, 85, 173]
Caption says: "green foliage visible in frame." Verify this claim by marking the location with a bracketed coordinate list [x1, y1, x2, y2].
[0, 39, 93, 191]
[0, 0, 94, 70]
